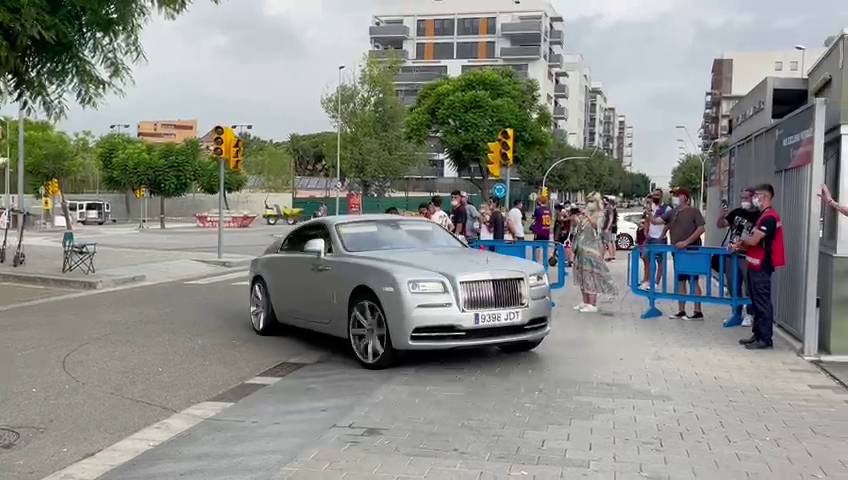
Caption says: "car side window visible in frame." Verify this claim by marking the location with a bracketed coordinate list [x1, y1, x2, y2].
[279, 224, 333, 254]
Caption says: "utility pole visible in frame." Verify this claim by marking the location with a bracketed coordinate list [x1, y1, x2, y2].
[17, 105, 24, 224]
[335, 65, 345, 215]
[4, 117, 9, 211]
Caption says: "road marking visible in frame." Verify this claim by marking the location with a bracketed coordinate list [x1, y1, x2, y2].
[41, 401, 232, 480]
[184, 271, 248, 285]
[244, 376, 281, 385]
[231, 281, 249, 286]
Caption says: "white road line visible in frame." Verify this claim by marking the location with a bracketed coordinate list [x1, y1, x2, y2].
[231, 281, 249, 286]
[41, 401, 233, 480]
[184, 271, 248, 285]
[244, 376, 281, 385]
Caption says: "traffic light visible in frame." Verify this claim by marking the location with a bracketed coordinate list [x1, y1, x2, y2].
[498, 128, 514, 166]
[47, 179, 60, 196]
[212, 125, 226, 157]
[486, 142, 501, 178]
[228, 136, 244, 171]
[541, 186, 549, 199]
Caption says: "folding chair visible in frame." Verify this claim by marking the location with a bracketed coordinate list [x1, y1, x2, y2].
[62, 232, 97, 274]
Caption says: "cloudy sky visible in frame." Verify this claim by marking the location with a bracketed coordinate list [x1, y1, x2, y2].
[6, 0, 847, 184]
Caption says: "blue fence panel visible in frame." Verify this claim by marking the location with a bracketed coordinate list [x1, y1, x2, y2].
[470, 240, 567, 290]
[629, 244, 751, 327]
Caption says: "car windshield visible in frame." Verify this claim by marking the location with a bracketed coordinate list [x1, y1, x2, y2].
[336, 220, 464, 253]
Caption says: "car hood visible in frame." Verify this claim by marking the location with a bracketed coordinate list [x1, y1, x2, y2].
[349, 248, 540, 279]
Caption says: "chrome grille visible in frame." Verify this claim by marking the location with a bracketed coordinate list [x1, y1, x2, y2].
[459, 278, 526, 311]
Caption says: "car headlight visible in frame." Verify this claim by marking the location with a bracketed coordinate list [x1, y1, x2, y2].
[529, 272, 548, 287]
[408, 280, 447, 294]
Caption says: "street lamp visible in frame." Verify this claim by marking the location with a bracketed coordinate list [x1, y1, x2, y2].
[541, 156, 592, 207]
[335, 65, 345, 216]
[109, 124, 130, 134]
[795, 45, 807, 78]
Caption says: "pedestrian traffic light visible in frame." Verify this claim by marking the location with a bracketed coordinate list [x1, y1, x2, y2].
[486, 142, 501, 178]
[212, 125, 226, 157]
[228, 136, 244, 171]
[498, 128, 514, 166]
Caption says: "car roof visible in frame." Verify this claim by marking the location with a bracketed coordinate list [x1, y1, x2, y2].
[306, 214, 430, 228]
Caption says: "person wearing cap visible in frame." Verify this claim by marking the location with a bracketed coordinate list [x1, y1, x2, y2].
[663, 187, 706, 320]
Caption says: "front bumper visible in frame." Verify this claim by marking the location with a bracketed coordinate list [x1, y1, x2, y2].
[387, 289, 552, 350]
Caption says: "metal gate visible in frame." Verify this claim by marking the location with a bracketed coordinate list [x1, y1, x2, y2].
[727, 101, 825, 352]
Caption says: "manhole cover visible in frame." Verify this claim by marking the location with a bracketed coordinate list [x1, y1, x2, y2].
[259, 362, 305, 378]
[0, 428, 20, 449]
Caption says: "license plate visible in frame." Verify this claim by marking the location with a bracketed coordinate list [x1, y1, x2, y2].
[474, 309, 522, 327]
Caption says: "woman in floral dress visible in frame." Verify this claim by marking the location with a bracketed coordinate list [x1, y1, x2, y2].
[573, 192, 618, 313]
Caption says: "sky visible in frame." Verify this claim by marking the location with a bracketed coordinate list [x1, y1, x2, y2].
[4, 0, 847, 186]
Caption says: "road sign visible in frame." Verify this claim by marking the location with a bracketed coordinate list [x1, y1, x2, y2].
[491, 182, 507, 199]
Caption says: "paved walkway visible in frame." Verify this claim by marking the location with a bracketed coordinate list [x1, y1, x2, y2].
[271, 261, 848, 480]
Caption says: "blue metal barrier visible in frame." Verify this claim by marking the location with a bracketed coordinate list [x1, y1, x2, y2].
[470, 240, 567, 290]
[629, 244, 751, 327]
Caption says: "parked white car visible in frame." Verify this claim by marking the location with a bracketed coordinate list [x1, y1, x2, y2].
[615, 214, 642, 250]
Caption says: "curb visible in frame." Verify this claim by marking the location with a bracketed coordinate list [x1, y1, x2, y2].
[0, 271, 146, 290]
[192, 258, 252, 269]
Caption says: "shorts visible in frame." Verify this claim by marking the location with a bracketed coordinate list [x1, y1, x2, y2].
[641, 238, 667, 261]
[603, 231, 615, 242]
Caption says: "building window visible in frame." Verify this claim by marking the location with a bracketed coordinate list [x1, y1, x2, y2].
[456, 17, 496, 36]
[790, 60, 799, 71]
[775, 61, 783, 71]
[456, 41, 495, 59]
[417, 18, 455, 37]
[416, 42, 454, 60]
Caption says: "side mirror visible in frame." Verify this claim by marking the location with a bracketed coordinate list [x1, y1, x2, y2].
[304, 238, 326, 259]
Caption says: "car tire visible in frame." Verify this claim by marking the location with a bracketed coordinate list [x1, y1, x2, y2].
[250, 278, 278, 336]
[616, 234, 634, 250]
[498, 338, 544, 353]
[348, 293, 397, 370]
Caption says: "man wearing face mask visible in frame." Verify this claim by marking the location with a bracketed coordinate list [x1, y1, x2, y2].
[640, 189, 669, 289]
[732, 184, 785, 350]
[450, 190, 467, 239]
[663, 187, 706, 320]
[717, 188, 761, 326]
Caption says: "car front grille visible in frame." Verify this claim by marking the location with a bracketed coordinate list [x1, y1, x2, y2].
[459, 278, 526, 311]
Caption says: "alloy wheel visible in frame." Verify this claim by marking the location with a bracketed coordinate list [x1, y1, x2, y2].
[250, 282, 266, 332]
[349, 300, 388, 364]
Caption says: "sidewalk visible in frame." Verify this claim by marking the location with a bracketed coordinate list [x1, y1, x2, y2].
[271, 260, 848, 480]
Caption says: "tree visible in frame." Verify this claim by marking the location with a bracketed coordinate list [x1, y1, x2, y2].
[321, 56, 420, 196]
[147, 140, 201, 228]
[288, 132, 336, 178]
[670, 154, 705, 200]
[241, 133, 292, 192]
[406, 68, 552, 192]
[196, 158, 247, 209]
[21, 121, 80, 228]
[0, 1, 212, 118]
[620, 171, 652, 199]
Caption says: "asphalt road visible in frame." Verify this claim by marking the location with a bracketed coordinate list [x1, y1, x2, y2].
[0, 271, 330, 480]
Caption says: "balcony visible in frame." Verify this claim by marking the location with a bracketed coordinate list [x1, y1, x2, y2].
[550, 29, 564, 46]
[554, 83, 569, 98]
[369, 49, 408, 60]
[395, 71, 444, 84]
[553, 106, 568, 120]
[548, 53, 563, 68]
[501, 20, 543, 35]
[369, 24, 410, 39]
[500, 46, 542, 59]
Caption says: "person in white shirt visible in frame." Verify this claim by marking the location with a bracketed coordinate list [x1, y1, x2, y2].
[428, 195, 453, 231]
[507, 199, 525, 241]
[640, 189, 668, 289]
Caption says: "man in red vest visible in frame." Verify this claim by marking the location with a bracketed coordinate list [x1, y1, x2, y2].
[731, 183, 785, 350]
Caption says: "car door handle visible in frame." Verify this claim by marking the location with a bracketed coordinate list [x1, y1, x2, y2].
[312, 265, 332, 272]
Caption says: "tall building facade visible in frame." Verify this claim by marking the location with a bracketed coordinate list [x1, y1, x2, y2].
[702, 48, 824, 151]
[563, 54, 591, 148]
[585, 82, 607, 149]
[616, 114, 633, 168]
[137, 120, 197, 144]
[370, 0, 566, 177]
[601, 106, 617, 159]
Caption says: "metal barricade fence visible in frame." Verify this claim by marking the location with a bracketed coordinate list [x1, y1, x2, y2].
[628, 244, 751, 327]
[470, 240, 567, 291]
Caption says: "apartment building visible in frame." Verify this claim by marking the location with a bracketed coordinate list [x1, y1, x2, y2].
[616, 114, 633, 168]
[563, 54, 591, 148]
[601, 106, 618, 159]
[585, 82, 607, 149]
[702, 48, 824, 151]
[137, 120, 197, 144]
[370, 0, 566, 177]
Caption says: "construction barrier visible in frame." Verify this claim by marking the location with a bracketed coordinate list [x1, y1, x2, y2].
[628, 244, 751, 327]
[470, 240, 567, 290]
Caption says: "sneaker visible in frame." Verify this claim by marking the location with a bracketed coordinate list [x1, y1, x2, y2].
[669, 311, 688, 320]
[745, 340, 773, 350]
[687, 312, 705, 321]
[741, 314, 754, 327]
[573, 303, 586, 311]
[739, 335, 758, 345]
[639, 282, 650, 290]
[578, 304, 599, 313]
